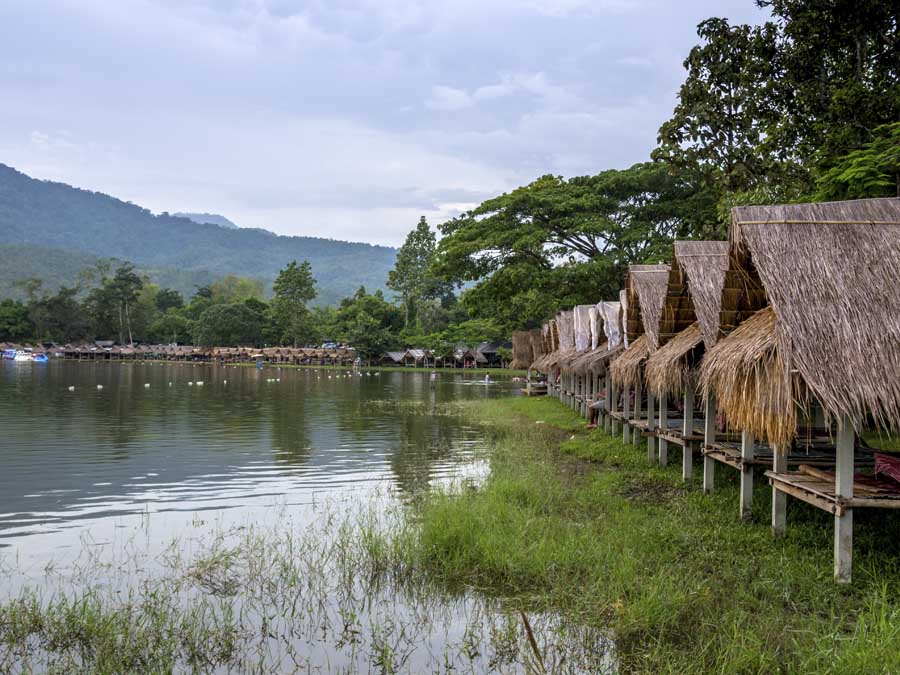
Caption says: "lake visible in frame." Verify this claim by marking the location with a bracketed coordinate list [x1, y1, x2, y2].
[0, 361, 611, 673]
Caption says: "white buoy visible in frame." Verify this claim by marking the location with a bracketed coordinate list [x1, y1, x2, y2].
[223, 379, 227, 384]
[144, 383, 150, 388]
[276, 378, 280, 382]
[97, 384, 103, 390]
[68, 386, 75, 391]
[169, 382, 173, 386]
[196, 381, 204, 386]
[188, 382, 193, 386]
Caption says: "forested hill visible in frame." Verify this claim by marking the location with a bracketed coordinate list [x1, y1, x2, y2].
[0, 164, 397, 305]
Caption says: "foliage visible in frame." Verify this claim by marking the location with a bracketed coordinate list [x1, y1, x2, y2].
[0, 163, 398, 304]
[816, 122, 900, 200]
[0, 299, 32, 341]
[270, 261, 317, 347]
[435, 163, 716, 331]
[209, 276, 264, 304]
[387, 217, 451, 329]
[193, 302, 263, 347]
[653, 18, 781, 194]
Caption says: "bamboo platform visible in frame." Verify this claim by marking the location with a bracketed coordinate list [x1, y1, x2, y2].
[766, 465, 900, 517]
[703, 440, 876, 471]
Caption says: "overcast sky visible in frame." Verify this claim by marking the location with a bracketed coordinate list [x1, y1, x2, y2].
[0, 0, 768, 246]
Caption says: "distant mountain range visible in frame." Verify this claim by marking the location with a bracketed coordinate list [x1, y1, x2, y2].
[0, 164, 398, 305]
[173, 212, 241, 230]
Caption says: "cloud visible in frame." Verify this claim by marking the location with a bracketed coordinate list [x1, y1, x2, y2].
[0, 0, 771, 245]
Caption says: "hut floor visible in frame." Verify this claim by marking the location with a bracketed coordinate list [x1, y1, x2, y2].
[706, 441, 876, 471]
[766, 466, 900, 517]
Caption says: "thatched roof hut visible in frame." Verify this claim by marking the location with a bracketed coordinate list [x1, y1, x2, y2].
[528, 329, 544, 369]
[611, 265, 669, 388]
[701, 198, 900, 447]
[510, 331, 533, 370]
[573, 305, 594, 353]
[598, 301, 623, 349]
[645, 241, 728, 397]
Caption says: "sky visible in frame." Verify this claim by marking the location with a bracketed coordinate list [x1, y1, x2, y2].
[0, 0, 768, 247]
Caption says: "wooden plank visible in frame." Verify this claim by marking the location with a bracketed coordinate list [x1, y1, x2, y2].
[771, 447, 789, 535]
[740, 429, 755, 522]
[682, 387, 694, 482]
[834, 416, 854, 584]
[658, 395, 668, 467]
[703, 394, 716, 493]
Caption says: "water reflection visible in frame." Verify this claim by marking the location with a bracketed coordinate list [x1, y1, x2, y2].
[0, 362, 512, 565]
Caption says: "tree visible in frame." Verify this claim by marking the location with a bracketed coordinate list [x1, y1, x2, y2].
[653, 18, 781, 195]
[434, 163, 715, 331]
[209, 275, 265, 304]
[193, 303, 263, 347]
[346, 313, 394, 363]
[155, 288, 184, 313]
[387, 217, 446, 328]
[759, 0, 900, 174]
[271, 261, 317, 347]
[149, 312, 192, 344]
[109, 263, 144, 345]
[30, 286, 87, 343]
[816, 122, 900, 200]
[0, 299, 32, 341]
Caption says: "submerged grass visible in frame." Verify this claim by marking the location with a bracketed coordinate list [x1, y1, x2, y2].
[397, 396, 900, 674]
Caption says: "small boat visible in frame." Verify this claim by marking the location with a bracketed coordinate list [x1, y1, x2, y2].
[10, 349, 48, 363]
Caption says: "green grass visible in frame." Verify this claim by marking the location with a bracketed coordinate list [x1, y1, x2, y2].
[226, 362, 527, 376]
[397, 396, 900, 674]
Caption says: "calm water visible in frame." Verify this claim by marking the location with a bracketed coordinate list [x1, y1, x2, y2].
[0, 361, 510, 569]
[0, 361, 613, 672]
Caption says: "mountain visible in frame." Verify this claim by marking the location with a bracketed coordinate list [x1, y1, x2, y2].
[174, 212, 240, 229]
[0, 164, 398, 305]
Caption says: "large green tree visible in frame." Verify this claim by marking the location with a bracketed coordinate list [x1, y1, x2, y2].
[387, 217, 448, 329]
[434, 163, 715, 331]
[816, 121, 900, 200]
[271, 260, 317, 347]
[653, 18, 780, 195]
[193, 303, 262, 347]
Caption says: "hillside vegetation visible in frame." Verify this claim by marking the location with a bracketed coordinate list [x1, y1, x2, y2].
[0, 164, 397, 304]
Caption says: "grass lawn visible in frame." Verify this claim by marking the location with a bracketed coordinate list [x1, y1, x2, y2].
[399, 395, 900, 673]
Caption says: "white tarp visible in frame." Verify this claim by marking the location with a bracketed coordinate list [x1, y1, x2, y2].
[573, 305, 593, 352]
[589, 306, 601, 350]
[599, 300, 623, 349]
[556, 310, 575, 350]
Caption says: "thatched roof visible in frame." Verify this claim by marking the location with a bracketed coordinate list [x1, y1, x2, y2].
[699, 307, 798, 446]
[645, 322, 703, 397]
[625, 265, 670, 350]
[609, 334, 648, 389]
[707, 197, 900, 444]
[528, 329, 544, 368]
[659, 241, 729, 349]
[510, 330, 532, 370]
[556, 310, 575, 350]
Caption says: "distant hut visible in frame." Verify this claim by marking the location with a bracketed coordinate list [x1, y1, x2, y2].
[644, 241, 729, 478]
[699, 198, 900, 582]
[609, 265, 669, 443]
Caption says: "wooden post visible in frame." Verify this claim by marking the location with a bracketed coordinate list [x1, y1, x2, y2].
[622, 383, 632, 444]
[703, 393, 716, 493]
[835, 415, 854, 583]
[632, 378, 642, 447]
[646, 391, 656, 464]
[740, 429, 755, 522]
[658, 394, 668, 466]
[772, 445, 788, 536]
[604, 371, 612, 434]
[585, 374, 593, 420]
[682, 386, 695, 481]
[611, 385, 620, 436]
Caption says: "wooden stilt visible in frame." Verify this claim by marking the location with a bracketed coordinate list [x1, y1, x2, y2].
[622, 383, 631, 444]
[740, 429, 755, 521]
[646, 392, 656, 464]
[604, 371, 612, 434]
[772, 445, 788, 536]
[658, 395, 668, 466]
[611, 384, 620, 436]
[632, 379, 642, 448]
[682, 386, 694, 481]
[835, 415, 854, 583]
[703, 393, 716, 492]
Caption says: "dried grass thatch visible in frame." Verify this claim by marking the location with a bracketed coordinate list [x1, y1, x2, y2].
[510, 330, 532, 370]
[645, 322, 702, 397]
[528, 329, 544, 369]
[659, 241, 729, 349]
[699, 307, 801, 447]
[717, 198, 900, 440]
[626, 265, 670, 350]
[610, 334, 648, 389]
